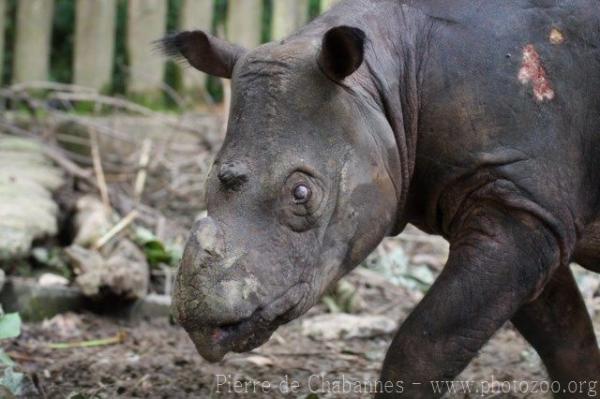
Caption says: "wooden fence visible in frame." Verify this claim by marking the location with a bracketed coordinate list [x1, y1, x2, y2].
[1, 0, 341, 99]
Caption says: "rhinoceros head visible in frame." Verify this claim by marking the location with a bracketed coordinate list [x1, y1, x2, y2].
[159, 26, 401, 362]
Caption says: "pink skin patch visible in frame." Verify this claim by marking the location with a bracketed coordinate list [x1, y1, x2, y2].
[518, 44, 555, 102]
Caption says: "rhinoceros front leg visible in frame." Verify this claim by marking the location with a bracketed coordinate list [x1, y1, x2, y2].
[377, 204, 564, 398]
[512, 265, 600, 398]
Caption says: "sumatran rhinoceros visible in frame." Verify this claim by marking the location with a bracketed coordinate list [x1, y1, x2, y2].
[160, 0, 600, 397]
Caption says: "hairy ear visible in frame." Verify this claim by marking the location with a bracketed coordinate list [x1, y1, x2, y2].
[157, 30, 246, 78]
[318, 26, 366, 81]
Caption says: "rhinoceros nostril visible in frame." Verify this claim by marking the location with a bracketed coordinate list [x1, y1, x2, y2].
[217, 161, 248, 191]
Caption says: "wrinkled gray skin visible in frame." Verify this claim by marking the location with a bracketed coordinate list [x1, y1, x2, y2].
[162, 0, 600, 397]
[165, 26, 399, 362]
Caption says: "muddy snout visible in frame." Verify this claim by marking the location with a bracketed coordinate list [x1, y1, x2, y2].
[172, 217, 259, 330]
[185, 217, 225, 262]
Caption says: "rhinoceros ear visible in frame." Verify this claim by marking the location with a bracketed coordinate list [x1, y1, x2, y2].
[157, 30, 246, 78]
[318, 26, 366, 81]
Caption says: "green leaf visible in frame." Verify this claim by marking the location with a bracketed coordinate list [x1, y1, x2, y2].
[143, 240, 171, 266]
[133, 227, 179, 267]
[0, 349, 15, 367]
[321, 296, 342, 314]
[0, 313, 21, 340]
[0, 367, 25, 396]
[144, 240, 166, 253]
[133, 227, 156, 244]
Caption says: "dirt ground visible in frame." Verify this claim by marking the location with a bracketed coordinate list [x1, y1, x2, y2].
[5, 312, 546, 399]
[7, 226, 599, 399]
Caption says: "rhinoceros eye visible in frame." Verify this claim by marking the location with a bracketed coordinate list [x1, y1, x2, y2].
[292, 183, 311, 204]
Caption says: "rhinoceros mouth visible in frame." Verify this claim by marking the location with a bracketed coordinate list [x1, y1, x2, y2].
[187, 282, 309, 362]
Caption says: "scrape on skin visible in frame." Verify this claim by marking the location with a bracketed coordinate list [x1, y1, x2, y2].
[518, 44, 555, 102]
[549, 28, 565, 45]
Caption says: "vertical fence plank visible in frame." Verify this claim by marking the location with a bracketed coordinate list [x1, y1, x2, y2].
[271, 0, 309, 41]
[320, 0, 341, 13]
[73, 0, 116, 91]
[127, 0, 167, 99]
[0, 0, 5, 82]
[179, 0, 213, 96]
[226, 0, 262, 49]
[12, 0, 54, 84]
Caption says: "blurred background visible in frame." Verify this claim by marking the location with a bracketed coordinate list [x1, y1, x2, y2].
[0, 1, 598, 398]
[1, 0, 336, 105]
